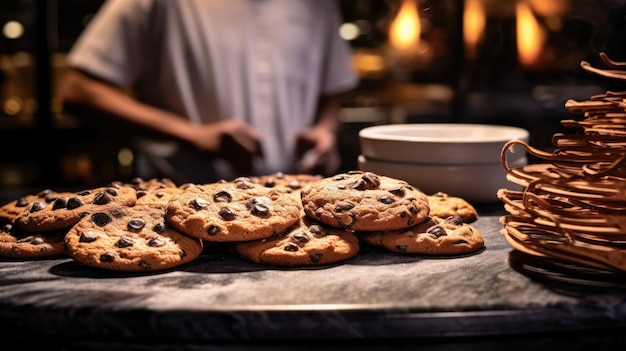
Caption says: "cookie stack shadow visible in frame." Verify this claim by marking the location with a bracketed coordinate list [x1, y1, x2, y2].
[1, 171, 485, 272]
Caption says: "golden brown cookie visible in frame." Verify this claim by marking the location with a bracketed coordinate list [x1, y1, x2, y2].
[0, 189, 59, 225]
[14, 183, 137, 233]
[231, 214, 360, 266]
[65, 205, 203, 272]
[300, 171, 430, 231]
[0, 223, 66, 259]
[427, 192, 478, 223]
[357, 215, 485, 255]
[165, 178, 302, 242]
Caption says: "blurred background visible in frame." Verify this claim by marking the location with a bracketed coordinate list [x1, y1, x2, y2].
[2, 0, 626, 192]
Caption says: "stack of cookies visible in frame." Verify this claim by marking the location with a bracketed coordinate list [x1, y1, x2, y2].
[1, 179, 204, 272]
[0, 170, 485, 271]
[497, 53, 626, 273]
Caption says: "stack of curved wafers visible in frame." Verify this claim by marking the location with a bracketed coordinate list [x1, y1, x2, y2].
[497, 53, 626, 273]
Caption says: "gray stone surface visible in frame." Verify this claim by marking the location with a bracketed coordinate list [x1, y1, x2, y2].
[1, 210, 626, 347]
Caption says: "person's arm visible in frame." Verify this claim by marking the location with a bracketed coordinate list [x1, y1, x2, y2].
[60, 69, 262, 156]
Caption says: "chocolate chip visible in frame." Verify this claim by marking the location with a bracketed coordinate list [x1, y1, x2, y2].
[350, 179, 367, 190]
[91, 212, 113, 227]
[16, 197, 29, 207]
[388, 186, 405, 196]
[93, 192, 113, 205]
[52, 197, 67, 210]
[80, 231, 98, 242]
[111, 208, 125, 218]
[362, 172, 380, 188]
[37, 189, 52, 197]
[335, 201, 354, 213]
[247, 197, 270, 216]
[408, 205, 418, 215]
[264, 179, 276, 187]
[250, 203, 269, 216]
[309, 253, 323, 262]
[30, 236, 44, 245]
[378, 195, 395, 204]
[287, 180, 301, 190]
[30, 202, 45, 213]
[291, 230, 310, 243]
[136, 190, 148, 199]
[179, 249, 187, 259]
[427, 225, 447, 238]
[100, 252, 115, 262]
[207, 225, 220, 236]
[190, 198, 208, 210]
[77, 190, 92, 196]
[105, 187, 119, 196]
[127, 219, 145, 231]
[453, 240, 469, 245]
[44, 193, 59, 203]
[213, 191, 232, 203]
[337, 184, 346, 189]
[309, 224, 326, 235]
[67, 197, 85, 210]
[148, 237, 166, 247]
[284, 243, 299, 252]
[395, 245, 408, 252]
[333, 174, 348, 181]
[1, 224, 12, 233]
[234, 178, 255, 189]
[445, 215, 464, 226]
[115, 237, 134, 248]
[153, 222, 166, 233]
[219, 207, 236, 221]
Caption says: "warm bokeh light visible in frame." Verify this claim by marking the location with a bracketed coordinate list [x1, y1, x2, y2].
[389, 0, 421, 51]
[516, 1, 545, 67]
[463, 0, 486, 60]
[339, 22, 360, 41]
[2, 21, 24, 39]
[117, 147, 134, 167]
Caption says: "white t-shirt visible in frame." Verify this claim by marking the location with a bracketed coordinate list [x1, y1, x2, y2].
[67, 0, 358, 182]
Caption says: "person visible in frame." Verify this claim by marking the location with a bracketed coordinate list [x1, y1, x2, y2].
[60, 0, 358, 184]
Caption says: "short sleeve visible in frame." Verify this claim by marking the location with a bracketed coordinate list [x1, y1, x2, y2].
[65, 0, 155, 89]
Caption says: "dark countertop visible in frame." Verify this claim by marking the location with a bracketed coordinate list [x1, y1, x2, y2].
[1, 205, 626, 350]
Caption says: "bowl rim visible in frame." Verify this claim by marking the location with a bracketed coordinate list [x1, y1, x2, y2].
[359, 123, 529, 144]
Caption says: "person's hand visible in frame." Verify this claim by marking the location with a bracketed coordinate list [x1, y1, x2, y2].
[188, 119, 262, 175]
[294, 126, 341, 175]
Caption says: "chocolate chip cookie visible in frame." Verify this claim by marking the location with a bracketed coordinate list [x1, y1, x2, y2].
[427, 192, 478, 223]
[0, 189, 59, 225]
[231, 214, 360, 266]
[357, 215, 485, 255]
[65, 205, 203, 272]
[300, 171, 430, 231]
[14, 183, 137, 233]
[165, 178, 302, 242]
[0, 223, 67, 259]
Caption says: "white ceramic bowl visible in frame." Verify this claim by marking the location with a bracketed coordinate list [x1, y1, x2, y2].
[358, 154, 526, 203]
[359, 123, 529, 165]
